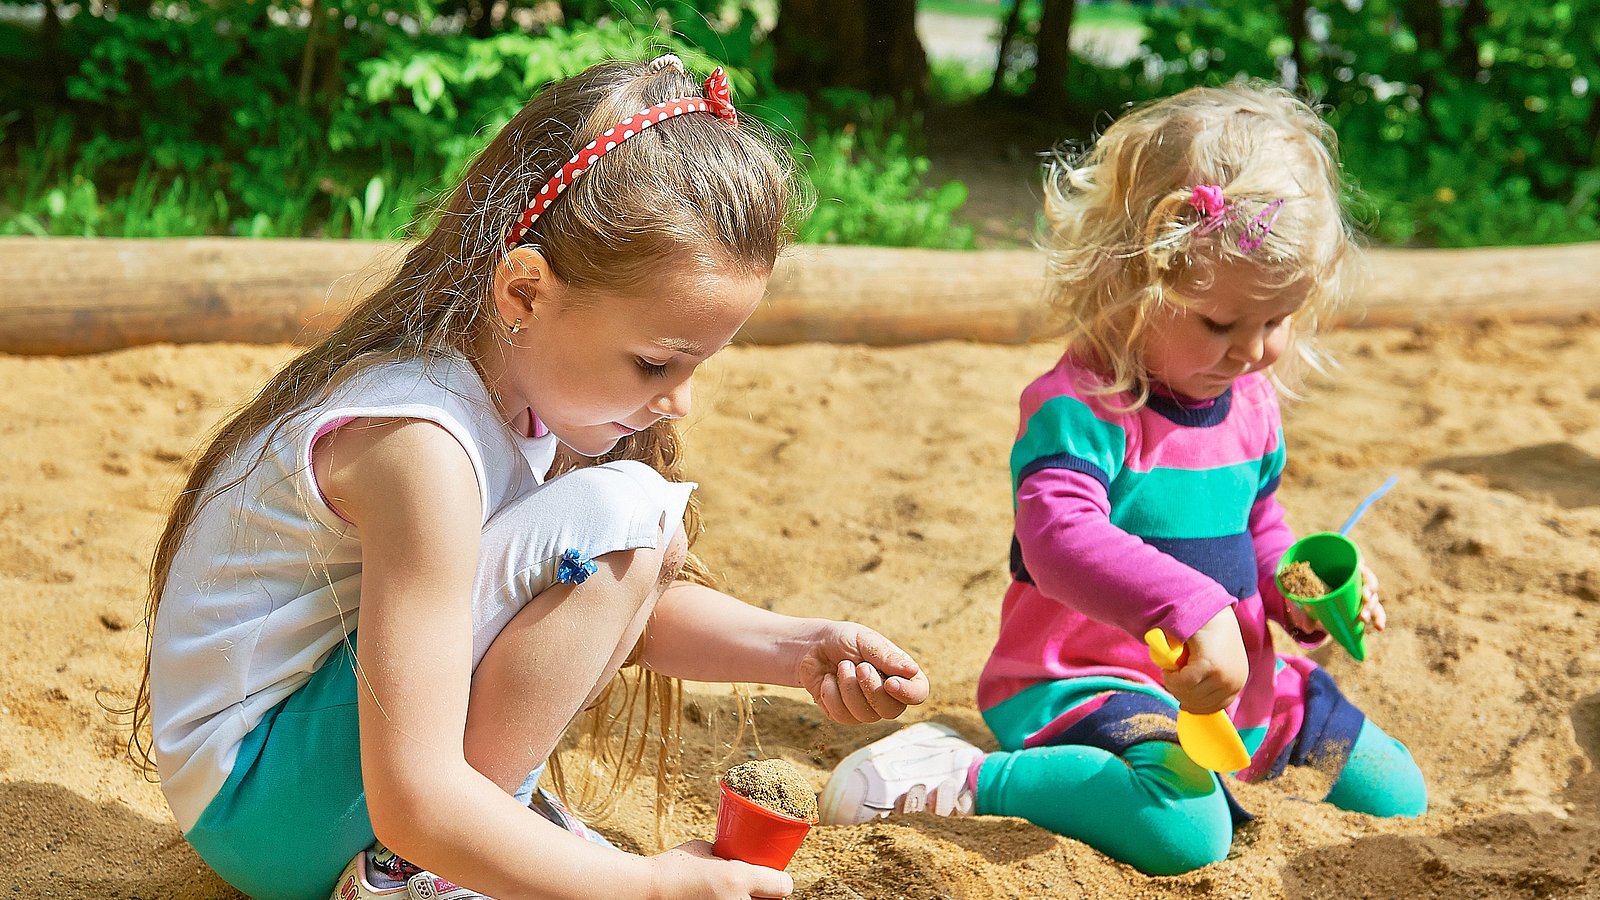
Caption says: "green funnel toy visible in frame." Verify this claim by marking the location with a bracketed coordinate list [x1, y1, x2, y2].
[1275, 475, 1399, 662]
[1276, 532, 1367, 660]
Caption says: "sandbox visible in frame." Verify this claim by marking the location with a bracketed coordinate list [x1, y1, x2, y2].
[1, 240, 1597, 898]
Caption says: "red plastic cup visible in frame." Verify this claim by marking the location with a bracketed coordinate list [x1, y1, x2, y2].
[711, 779, 815, 870]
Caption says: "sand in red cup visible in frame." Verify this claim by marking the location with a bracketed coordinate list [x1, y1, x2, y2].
[711, 766, 816, 870]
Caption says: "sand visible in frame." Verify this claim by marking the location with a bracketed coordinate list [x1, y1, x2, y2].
[1281, 560, 1333, 600]
[3, 317, 1599, 898]
[723, 759, 819, 821]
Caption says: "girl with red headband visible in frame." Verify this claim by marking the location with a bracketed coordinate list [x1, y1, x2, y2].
[134, 56, 927, 900]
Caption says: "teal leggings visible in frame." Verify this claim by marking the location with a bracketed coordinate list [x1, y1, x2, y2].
[974, 717, 1426, 875]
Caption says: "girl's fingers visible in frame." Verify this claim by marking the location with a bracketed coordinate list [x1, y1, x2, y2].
[835, 660, 878, 723]
[746, 863, 795, 898]
[858, 633, 920, 679]
[857, 663, 907, 719]
[884, 669, 931, 707]
[1360, 583, 1387, 632]
[1171, 669, 1235, 715]
[817, 674, 849, 723]
[1360, 563, 1381, 593]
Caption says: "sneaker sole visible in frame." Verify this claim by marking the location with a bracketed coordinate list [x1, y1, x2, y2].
[816, 721, 965, 826]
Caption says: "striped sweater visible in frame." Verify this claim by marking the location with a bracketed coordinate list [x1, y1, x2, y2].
[978, 355, 1322, 754]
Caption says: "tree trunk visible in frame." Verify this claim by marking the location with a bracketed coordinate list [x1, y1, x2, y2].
[297, 0, 323, 107]
[1401, 0, 1446, 139]
[1025, 0, 1074, 114]
[1587, 91, 1600, 168]
[38, 0, 64, 106]
[470, 0, 496, 38]
[318, 10, 346, 107]
[1450, 0, 1488, 79]
[772, 0, 927, 102]
[988, 0, 1027, 100]
[6, 239, 1600, 355]
[1283, 0, 1308, 91]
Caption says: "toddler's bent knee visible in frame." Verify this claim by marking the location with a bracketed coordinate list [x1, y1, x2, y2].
[1324, 721, 1428, 818]
[1129, 829, 1231, 876]
[1120, 786, 1232, 875]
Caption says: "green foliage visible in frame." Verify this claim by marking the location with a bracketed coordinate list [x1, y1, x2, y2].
[1, 2, 971, 249]
[928, 58, 993, 104]
[797, 93, 974, 248]
[1062, 0, 1600, 247]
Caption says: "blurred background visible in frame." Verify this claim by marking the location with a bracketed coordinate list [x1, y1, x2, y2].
[1, 0, 1595, 250]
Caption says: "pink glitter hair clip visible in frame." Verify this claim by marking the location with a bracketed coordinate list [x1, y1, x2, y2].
[1237, 198, 1284, 253]
[1188, 184, 1234, 235]
[1188, 185, 1284, 253]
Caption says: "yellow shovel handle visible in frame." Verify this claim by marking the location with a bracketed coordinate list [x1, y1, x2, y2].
[1143, 628, 1185, 671]
[1142, 629, 1252, 772]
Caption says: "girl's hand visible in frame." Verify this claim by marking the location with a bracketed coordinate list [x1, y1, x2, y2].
[796, 622, 930, 725]
[1163, 605, 1248, 715]
[1357, 561, 1387, 632]
[1281, 561, 1385, 635]
[1282, 595, 1322, 636]
[648, 841, 792, 899]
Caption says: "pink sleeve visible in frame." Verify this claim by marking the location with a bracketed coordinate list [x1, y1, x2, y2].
[1250, 490, 1327, 646]
[1015, 467, 1239, 643]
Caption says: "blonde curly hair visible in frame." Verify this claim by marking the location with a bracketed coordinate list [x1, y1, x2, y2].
[1042, 80, 1361, 411]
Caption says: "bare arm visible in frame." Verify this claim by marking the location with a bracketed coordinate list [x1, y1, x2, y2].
[637, 581, 930, 724]
[317, 419, 789, 899]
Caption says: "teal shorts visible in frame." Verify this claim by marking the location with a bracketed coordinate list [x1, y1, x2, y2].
[185, 638, 374, 900]
[185, 637, 612, 900]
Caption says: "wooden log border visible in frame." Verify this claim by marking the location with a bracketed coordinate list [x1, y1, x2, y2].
[1, 238, 1597, 356]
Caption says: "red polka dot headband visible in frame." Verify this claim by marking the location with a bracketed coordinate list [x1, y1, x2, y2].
[504, 66, 739, 249]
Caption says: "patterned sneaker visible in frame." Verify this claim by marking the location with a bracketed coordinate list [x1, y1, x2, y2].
[529, 786, 613, 848]
[326, 787, 605, 900]
[328, 844, 489, 900]
[818, 721, 985, 826]
[329, 850, 406, 899]
[369, 843, 422, 888]
[405, 872, 489, 899]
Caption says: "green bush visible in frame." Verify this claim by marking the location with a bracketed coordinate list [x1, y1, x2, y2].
[0, 2, 973, 249]
[797, 91, 974, 248]
[1062, 0, 1600, 247]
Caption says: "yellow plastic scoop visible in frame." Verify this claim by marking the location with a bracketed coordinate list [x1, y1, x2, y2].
[1143, 628, 1252, 773]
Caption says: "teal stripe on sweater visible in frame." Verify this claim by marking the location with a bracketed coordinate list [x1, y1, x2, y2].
[1011, 395, 1125, 491]
[1259, 428, 1285, 488]
[1108, 461, 1261, 539]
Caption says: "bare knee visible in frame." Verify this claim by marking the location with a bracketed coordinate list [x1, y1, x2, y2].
[582, 526, 684, 620]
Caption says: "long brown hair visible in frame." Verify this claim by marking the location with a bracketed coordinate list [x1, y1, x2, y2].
[127, 58, 795, 827]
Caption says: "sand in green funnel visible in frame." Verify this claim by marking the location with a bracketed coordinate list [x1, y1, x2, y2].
[1281, 560, 1332, 598]
[722, 759, 818, 821]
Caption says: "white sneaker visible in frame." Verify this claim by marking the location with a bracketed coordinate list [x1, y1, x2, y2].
[818, 721, 984, 826]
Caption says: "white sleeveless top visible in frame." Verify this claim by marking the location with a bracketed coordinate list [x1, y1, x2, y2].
[150, 353, 559, 831]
